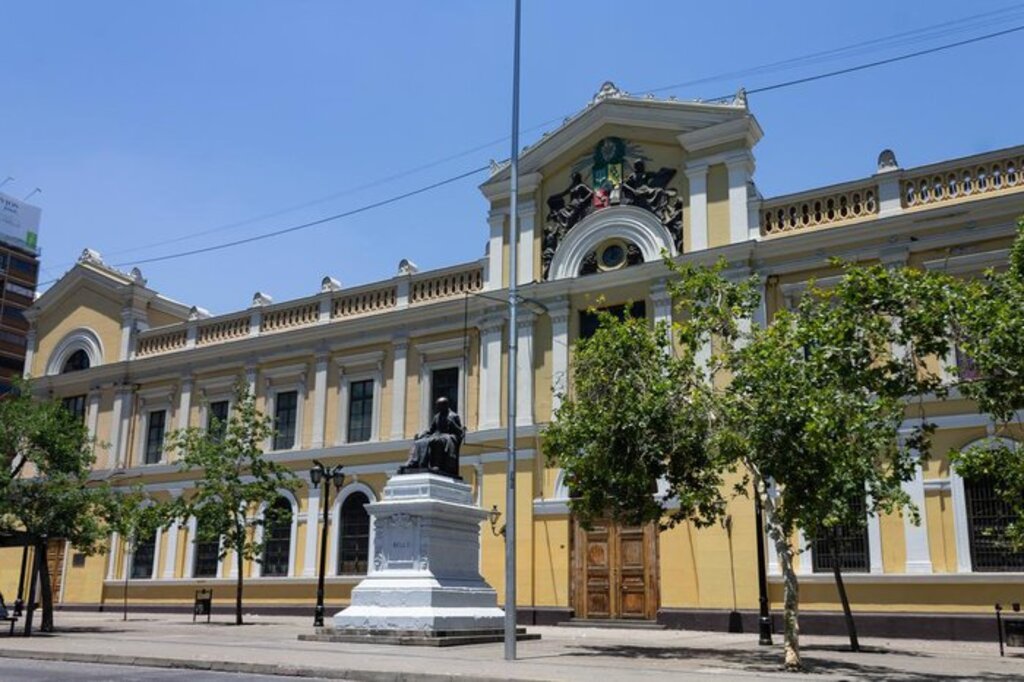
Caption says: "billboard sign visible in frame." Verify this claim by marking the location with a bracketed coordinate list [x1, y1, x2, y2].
[0, 192, 41, 252]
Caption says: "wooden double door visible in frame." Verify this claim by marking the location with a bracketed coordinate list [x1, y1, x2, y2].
[572, 519, 659, 620]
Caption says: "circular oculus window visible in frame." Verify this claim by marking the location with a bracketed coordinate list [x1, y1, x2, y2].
[598, 241, 627, 270]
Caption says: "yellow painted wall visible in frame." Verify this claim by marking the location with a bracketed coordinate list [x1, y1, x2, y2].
[33, 287, 123, 376]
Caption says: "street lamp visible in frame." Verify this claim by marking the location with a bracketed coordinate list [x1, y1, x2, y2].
[754, 493, 773, 645]
[310, 459, 345, 628]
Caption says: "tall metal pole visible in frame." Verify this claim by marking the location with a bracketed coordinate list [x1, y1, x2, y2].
[504, 0, 522, 662]
[314, 477, 330, 628]
[754, 494, 773, 645]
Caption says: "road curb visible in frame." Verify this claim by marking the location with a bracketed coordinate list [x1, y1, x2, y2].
[0, 648, 555, 682]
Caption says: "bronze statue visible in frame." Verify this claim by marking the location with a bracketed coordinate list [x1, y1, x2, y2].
[621, 160, 677, 214]
[400, 397, 465, 478]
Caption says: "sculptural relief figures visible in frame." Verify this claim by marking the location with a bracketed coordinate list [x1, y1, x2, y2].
[400, 397, 465, 478]
[621, 160, 677, 215]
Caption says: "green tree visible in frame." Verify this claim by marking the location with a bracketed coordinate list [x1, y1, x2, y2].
[951, 216, 1024, 551]
[103, 487, 173, 621]
[0, 380, 113, 632]
[543, 301, 737, 531]
[166, 383, 298, 625]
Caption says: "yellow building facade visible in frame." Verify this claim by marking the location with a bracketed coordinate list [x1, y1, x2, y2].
[5, 83, 1024, 638]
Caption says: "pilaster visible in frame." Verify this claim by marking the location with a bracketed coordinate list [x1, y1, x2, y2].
[684, 163, 709, 252]
[177, 376, 193, 431]
[303, 477, 321, 578]
[548, 298, 571, 415]
[161, 488, 184, 579]
[651, 280, 673, 354]
[724, 153, 755, 245]
[477, 315, 505, 430]
[22, 328, 36, 378]
[517, 201, 536, 285]
[310, 351, 330, 449]
[389, 337, 409, 441]
[515, 311, 535, 426]
[486, 210, 506, 291]
[903, 450, 933, 573]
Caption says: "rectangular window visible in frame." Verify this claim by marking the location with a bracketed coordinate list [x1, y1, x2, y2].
[144, 409, 166, 465]
[61, 394, 87, 423]
[966, 476, 1024, 572]
[207, 400, 229, 440]
[430, 367, 459, 414]
[347, 379, 374, 443]
[193, 533, 219, 578]
[130, 533, 156, 579]
[10, 257, 36, 277]
[811, 496, 870, 573]
[579, 301, 647, 340]
[273, 390, 298, 450]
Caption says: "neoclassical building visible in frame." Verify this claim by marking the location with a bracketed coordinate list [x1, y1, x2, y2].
[4, 83, 1023, 638]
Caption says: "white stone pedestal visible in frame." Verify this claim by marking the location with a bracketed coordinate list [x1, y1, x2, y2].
[333, 473, 505, 632]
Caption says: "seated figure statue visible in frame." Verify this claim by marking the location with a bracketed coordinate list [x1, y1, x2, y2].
[400, 397, 465, 478]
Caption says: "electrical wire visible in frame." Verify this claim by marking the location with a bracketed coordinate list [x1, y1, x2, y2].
[36, 14, 1024, 285]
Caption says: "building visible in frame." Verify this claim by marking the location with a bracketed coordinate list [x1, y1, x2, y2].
[3, 83, 1023, 638]
[0, 238, 40, 394]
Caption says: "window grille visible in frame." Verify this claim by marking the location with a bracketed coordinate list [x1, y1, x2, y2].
[130, 533, 156, 579]
[812, 496, 870, 573]
[273, 390, 298, 450]
[347, 379, 374, 443]
[965, 476, 1024, 572]
[338, 492, 370, 575]
[261, 497, 292, 577]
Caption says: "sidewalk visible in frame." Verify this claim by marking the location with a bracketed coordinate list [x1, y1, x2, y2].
[1, 610, 1021, 681]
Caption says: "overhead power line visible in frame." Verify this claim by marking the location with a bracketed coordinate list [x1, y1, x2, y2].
[36, 13, 1024, 284]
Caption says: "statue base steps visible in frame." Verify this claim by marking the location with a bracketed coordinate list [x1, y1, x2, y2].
[330, 473, 536, 642]
[300, 626, 540, 647]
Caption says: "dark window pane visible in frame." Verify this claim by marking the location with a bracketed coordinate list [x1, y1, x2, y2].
[579, 302, 647, 340]
[131, 533, 156, 579]
[61, 394, 87, 423]
[261, 497, 293, 577]
[144, 410, 166, 465]
[207, 400, 229, 440]
[430, 368, 459, 414]
[966, 476, 1024, 572]
[10, 258, 36, 276]
[193, 526, 220, 578]
[347, 379, 374, 442]
[338, 492, 370, 575]
[62, 349, 90, 373]
[811, 496, 870, 573]
[273, 390, 298, 450]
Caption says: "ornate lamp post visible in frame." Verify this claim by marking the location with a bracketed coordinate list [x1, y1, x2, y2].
[310, 459, 345, 628]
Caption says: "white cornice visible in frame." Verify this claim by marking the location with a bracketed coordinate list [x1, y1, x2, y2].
[334, 350, 385, 371]
[677, 116, 763, 154]
[479, 172, 544, 201]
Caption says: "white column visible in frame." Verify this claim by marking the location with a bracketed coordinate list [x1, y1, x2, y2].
[108, 385, 130, 468]
[549, 298, 570, 415]
[477, 316, 504, 430]
[119, 309, 137, 361]
[903, 454, 933, 573]
[310, 351, 329, 449]
[651, 280, 673, 354]
[516, 312, 535, 426]
[796, 529, 812, 575]
[867, 507, 883, 574]
[685, 163, 709, 252]
[22, 328, 36, 378]
[86, 389, 101, 442]
[106, 532, 120, 580]
[725, 154, 754, 245]
[161, 489, 184, 579]
[517, 201, 535, 285]
[177, 376, 193, 431]
[389, 337, 409, 440]
[245, 363, 257, 395]
[303, 479, 321, 577]
[486, 210, 506, 291]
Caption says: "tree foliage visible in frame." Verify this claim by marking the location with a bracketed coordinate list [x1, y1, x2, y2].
[951, 216, 1024, 550]
[166, 383, 298, 625]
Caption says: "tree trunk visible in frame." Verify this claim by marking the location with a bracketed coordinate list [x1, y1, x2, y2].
[829, 535, 860, 652]
[37, 540, 54, 633]
[757, 480, 801, 671]
[235, 542, 244, 625]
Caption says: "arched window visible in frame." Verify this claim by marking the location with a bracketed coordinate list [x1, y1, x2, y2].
[261, 497, 293, 577]
[338, 492, 370, 575]
[62, 349, 90, 373]
[964, 475, 1024, 572]
[130, 531, 157, 579]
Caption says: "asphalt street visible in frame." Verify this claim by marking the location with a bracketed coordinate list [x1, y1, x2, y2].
[0, 658, 342, 681]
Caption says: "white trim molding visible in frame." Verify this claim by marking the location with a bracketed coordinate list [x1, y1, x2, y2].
[335, 351, 384, 445]
[45, 327, 104, 376]
[252, 489, 300, 578]
[329, 481, 377, 577]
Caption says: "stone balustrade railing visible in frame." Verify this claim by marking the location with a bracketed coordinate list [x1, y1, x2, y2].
[261, 301, 319, 333]
[196, 315, 250, 346]
[761, 184, 878, 237]
[332, 285, 397, 319]
[136, 328, 188, 357]
[128, 262, 485, 359]
[901, 151, 1024, 209]
[409, 266, 484, 304]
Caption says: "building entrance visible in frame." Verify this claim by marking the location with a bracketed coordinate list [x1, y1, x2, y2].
[572, 519, 659, 620]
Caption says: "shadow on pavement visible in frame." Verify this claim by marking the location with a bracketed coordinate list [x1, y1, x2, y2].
[557, 644, 1019, 680]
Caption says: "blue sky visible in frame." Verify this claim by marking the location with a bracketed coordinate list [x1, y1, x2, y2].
[4, 1, 1024, 314]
